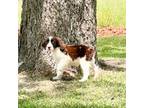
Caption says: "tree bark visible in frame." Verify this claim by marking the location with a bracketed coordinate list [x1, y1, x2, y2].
[19, 0, 97, 75]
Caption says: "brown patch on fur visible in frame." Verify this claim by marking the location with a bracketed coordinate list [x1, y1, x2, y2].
[53, 37, 95, 61]
[85, 48, 95, 61]
[53, 37, 66, 52]
[64, 45, 95, 61]
[42, 39, 48, 50]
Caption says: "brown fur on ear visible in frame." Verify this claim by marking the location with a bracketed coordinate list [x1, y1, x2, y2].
[53, 37, 67, 53]
[42, 39, 48, 49]
[53, 37, 64, 46]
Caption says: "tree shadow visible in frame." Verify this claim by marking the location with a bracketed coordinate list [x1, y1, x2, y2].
[98, 59, 126, 72]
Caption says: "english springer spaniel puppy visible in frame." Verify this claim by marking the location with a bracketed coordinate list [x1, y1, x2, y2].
[42, 36, 100, 82]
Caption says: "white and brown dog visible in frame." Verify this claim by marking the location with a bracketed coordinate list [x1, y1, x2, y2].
[42, 36, 100, 82]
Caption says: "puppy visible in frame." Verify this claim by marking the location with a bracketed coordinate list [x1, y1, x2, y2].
[42, 36, 100, 82]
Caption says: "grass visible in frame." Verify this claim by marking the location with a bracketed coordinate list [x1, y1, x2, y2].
[18, 0, 126, 28]
[97, 36, 126, 59]
[19, 71, 126, 108]
[97, 0, 126, 27]
[19, 36, 126, 108]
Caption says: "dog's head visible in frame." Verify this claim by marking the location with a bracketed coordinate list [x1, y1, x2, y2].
[42, 36, 65, 51]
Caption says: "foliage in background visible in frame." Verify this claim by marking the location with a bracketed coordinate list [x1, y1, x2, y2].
[18, 0, 22, 27]
[97, 0, 126, 27]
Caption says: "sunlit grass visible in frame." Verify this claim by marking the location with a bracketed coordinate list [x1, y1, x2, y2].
[97, 0, 126, 27]
[97, 36, 126, 59]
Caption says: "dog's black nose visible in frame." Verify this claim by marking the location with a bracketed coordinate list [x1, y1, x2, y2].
[48, 47, 51, 50]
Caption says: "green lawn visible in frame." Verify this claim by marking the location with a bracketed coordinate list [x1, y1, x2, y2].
[19, 72, 126, 108]
[19, 36, 126, 108]
[97, 36, 126, 59]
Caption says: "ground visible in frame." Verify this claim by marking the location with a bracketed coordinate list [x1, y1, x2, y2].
[19, 59, 125, 108]
[18, 36, 126, 108]
[97, 27, 126, 37]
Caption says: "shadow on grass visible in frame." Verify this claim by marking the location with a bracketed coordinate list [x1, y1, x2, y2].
[98, 59, 126, 72]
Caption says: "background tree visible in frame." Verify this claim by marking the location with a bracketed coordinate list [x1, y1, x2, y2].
[19, 0, 97, 75]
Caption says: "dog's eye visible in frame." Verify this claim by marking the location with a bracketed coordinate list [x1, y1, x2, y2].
[51, 39, 54, 43]
[47, 38, 49, 42]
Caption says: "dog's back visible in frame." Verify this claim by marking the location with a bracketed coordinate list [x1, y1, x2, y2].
[65, 45, 95, 61]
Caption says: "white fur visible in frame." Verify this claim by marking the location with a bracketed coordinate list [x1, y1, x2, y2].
[51, 47, 100, 82]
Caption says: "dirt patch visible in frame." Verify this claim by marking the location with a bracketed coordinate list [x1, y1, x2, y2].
[97, 27, 126, 37]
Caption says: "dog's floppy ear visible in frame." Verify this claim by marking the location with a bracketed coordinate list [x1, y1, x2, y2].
[42, 39, 48, 50]
[53, 37, 66, 52]
[53, 37, 64, 47]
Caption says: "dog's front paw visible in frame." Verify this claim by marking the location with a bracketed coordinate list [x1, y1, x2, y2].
[79, 78, 87, 82]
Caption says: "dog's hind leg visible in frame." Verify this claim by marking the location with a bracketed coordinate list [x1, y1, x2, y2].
[79, 58, 90, 82]
[93, 64, 100, 80]
[91, 60, 101, 80]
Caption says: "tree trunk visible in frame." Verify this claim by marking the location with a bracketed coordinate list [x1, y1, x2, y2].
[19, 0, 97, 75]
